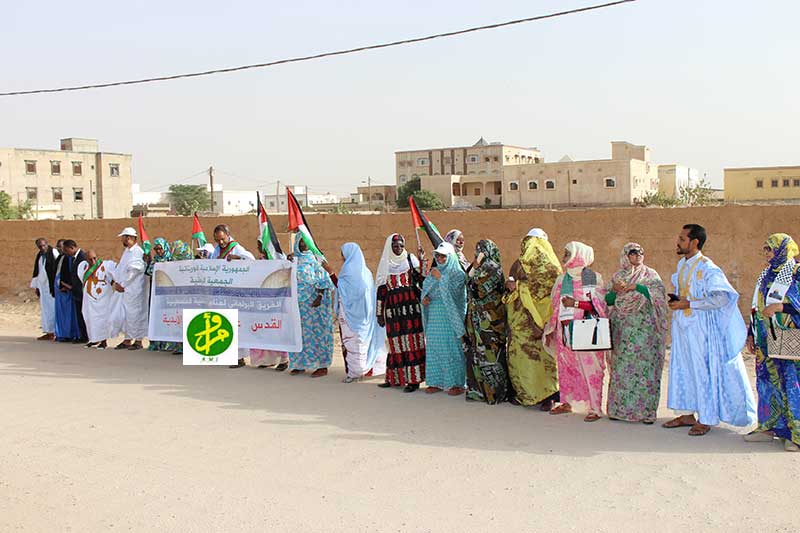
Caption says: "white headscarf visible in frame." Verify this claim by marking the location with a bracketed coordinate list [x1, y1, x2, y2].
[564, 241, 594, 278]
[375, 233, 419, 287]
[527, 228, 549, 240]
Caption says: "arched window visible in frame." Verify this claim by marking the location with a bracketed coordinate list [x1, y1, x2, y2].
[509, 181, 519, 191]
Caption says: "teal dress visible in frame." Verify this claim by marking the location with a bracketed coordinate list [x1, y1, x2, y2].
[421, 252, 467, 389]
[290, 239, 335, 370]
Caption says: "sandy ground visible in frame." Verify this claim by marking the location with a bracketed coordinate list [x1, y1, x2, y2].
[1, 301, 798, 532]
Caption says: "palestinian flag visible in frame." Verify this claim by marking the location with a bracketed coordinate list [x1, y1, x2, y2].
[191, 213, 206, 247]
[257, 192, 283, 259]
[408, 195, 443, 248]
[137, 214, 152, 254]
[287, 187, 323, 257]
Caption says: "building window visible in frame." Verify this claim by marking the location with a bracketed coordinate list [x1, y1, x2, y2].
[484, 157, 491, 163]
[269, 201, 275, 208]
[452, 183, 460, 197]
[794, 179, 800, 187]
[756, 180, 763, 188]
[467, 155, 479, 164]
[508, 181, 519, 191]
[109, 163, 120, 177]
[52, 187, 63, 202]
[399, 175, 407, 183]
[545, 180, 556, 190]
[26, 187, 37, 200]
[494, 182, 502, 195]
[605, 177, 617, 188]
[416, 158, 429, 166]
[73, 188, 84, 202]
[50, 161, 61, 175]
[25, 160, 37, 174]
[504, 155, 510, 162]
[73, 214, 85, 220]
[772, 179, 779, 188]
[528, 180, 539, 190]
[784, 179, 790, 187]
[493, 156, 499, 162]
[72, 161, 82, 176]
[572, 180, 578, 185]
[578, 168, 583, 173]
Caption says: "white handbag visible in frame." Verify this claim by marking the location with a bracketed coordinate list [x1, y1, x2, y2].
[567, 317, 612, 351]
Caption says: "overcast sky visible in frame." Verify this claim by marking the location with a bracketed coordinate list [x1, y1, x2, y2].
[2, 0, 798, 194]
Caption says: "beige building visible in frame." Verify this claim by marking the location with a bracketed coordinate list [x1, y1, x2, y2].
[396, 137, 542, 208]
[0, 138, 132, 219]
[724, 165, 800, 202]
[350, 184, 397, 207]
[658, 164, 711, 197]
[501, 141, 659, 208]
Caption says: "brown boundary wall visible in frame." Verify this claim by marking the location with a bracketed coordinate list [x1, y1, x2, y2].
[4, 205, 797, 316]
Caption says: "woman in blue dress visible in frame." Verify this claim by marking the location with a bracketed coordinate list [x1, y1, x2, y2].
[421, 242, 467, 396]
[289, 237, 335, 378]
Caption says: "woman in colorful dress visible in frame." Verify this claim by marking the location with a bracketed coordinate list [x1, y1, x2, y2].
[445, 229, 470, 270]
[376, 233, 427, 393]
[745, 233, 800, 452]
[421, 242, 467, 396]
[505, 229, 563, 410]
[463, 239, 509, 404]
[288, 237, 335, 378]
[604, 243, 668, 424]
[336, 242, 388, 383]
[544, 242, 608, 422]
[146, 237, 178, 353]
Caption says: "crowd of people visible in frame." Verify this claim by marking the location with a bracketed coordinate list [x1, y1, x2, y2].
[29, 222, 800, 452]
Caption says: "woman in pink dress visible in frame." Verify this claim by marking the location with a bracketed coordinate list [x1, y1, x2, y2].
[544, 242, 608, 422]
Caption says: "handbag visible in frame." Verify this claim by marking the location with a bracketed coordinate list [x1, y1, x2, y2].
[563, 291, 611, 351]
[767, 318, 800, 361]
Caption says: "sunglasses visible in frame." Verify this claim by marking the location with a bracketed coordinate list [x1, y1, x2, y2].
[627, 249, 644, 256]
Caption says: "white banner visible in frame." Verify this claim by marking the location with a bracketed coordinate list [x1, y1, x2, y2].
[147, 259, 302, 351]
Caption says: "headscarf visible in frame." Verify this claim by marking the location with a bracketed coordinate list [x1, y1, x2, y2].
[152, 238, 172, 262]
[336, 243, 387, 370]
[526, 228, 549, 241]
[754, 233, 800, 317]
[293, 235, 333, 297]
[563, 241, 594, 278]
[171, 240, 193, 261]
[422, 242, 467, 337]
[610, 243, 668, 336]
[508, 234, 562, 328]
[469, 239, 504, 307]
[445, 229, 470, 270]
[375, 233, 419, 287]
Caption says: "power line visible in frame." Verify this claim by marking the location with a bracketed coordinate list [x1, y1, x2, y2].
[140, 168, 210, 191]
[0, 1, 636, 97]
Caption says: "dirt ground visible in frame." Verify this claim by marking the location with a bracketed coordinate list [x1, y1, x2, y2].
[1, 300, 797, 532]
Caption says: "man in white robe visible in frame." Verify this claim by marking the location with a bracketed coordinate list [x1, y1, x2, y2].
[77, 250, 122, 349]
[30, 238, 58, 340]
[663, 224, 757, 436]
[111, 227, 148, 350]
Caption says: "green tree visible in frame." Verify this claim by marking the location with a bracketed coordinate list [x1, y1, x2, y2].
[0, 191, 32, 220]
[678, 179, 715, 206]
[168, 185, 211, 216]
[395, 177, 445, 210]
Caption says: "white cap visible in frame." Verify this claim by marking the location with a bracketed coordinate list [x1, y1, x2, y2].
[117, 227, 137, 237]
[434, 242, 455, 256]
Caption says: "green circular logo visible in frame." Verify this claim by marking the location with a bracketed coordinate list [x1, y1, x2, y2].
[187, 311, 234, 356]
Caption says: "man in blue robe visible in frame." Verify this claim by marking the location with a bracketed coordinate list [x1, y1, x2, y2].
[663, 224, 756, 436]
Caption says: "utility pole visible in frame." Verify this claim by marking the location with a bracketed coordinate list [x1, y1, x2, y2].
[367, 175, 372, 211]
[276, 180, 281, 212]
[208, 165, 215, 213]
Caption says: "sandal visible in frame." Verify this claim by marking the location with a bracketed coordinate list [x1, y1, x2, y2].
[642, 418, 656, 425]
[127, 342, 143, 351]
[228, 359, 245, 369]
[447, 387, 465, 396]
[662, 415, 696, 429]
[743, 431, 775, 442]
[549, 403, 572, 415]
[290, 369, 305, 375]
[584, 412, 601, 422]
[539, 399, 554, 412]
[784, 439, 800, 452]
[114, 341, 132, 350]
[688, 423, 711, 436]
[403, 384, 419, 393]
[377, 382, 392, 388]
[275, 363, 288, 372]
[342, 376, 359, 383]
[311, 368, 328, 378]
[425, 387, 443, 394]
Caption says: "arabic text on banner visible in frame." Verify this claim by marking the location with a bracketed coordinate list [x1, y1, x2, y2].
[147, 259, 302, 351]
